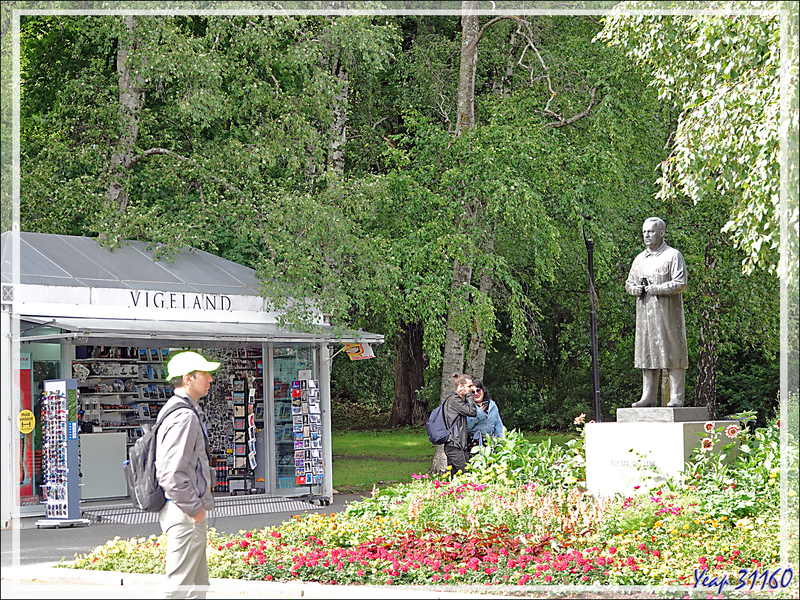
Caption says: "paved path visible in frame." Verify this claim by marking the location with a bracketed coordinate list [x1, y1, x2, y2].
[2, 564, 517, 599]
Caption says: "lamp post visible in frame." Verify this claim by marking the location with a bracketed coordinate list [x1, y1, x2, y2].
[582, 222, 601, 422]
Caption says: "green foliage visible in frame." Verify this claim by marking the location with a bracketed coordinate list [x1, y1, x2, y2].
[597, 2, 799, 278]
[466, 427, 585, 489]
[683, 414, 793, 520]
[716, 349, 780, 424]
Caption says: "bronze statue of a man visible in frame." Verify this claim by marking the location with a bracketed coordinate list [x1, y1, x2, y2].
[625, 217, 688, 407]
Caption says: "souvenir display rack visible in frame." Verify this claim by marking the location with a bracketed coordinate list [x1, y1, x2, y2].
[36, 379, 90, 528]
[201, 347, 264, 495]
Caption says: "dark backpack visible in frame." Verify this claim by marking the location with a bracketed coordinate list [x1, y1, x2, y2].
[426, 398, 458, 445]
[123, 400, 200, 512]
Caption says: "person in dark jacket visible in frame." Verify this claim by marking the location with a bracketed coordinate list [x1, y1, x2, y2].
[443, 373, 478, 476]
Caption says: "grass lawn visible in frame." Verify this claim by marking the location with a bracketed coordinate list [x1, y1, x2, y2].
[330, 426, 575, 492]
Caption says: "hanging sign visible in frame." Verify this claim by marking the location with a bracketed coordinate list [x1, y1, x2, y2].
[341, 342, 375, 361]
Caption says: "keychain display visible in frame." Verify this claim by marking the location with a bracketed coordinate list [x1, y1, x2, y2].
[41, 388, 69, 518]
[37, 379, 88, 527]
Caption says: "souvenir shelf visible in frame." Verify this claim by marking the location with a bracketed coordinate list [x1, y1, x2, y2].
[72, 346, 173, 444]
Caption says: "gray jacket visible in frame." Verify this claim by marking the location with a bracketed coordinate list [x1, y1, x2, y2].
[155, 390, 215, 517]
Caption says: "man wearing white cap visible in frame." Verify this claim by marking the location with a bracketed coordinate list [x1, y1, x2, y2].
[157, 351, 220, 599]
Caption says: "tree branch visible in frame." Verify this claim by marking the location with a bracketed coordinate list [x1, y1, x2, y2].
[543, 86, 599, 128]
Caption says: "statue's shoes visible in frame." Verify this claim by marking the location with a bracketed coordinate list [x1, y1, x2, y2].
[631, 399, 656, 407]
[667, 401, 683, 408]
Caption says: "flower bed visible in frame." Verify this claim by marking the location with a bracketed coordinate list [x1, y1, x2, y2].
[64, 416, 797, 592]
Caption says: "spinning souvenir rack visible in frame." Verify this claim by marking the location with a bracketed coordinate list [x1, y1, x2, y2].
[289, 378, 328, 505]
[36, 379, 91, 528]
[228, 374, 261, 495]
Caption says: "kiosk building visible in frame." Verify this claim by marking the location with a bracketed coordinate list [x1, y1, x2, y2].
[1, 231, 382, 527]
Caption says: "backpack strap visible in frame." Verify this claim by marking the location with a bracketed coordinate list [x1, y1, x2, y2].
[155, 398, 211, 462]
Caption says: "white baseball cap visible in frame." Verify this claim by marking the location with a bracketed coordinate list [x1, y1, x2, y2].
[166, 351, 220, 380]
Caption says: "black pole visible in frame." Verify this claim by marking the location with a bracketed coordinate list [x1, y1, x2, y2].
[583, 226, 602, 422]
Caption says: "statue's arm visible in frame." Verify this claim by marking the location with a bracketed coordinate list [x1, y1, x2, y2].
[625, 259, 643, 296]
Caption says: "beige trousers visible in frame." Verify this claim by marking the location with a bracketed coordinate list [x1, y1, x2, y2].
[157, 500, 209, 599]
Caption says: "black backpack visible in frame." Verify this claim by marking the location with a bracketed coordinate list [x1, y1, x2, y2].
[426, 397, 458, 445]
[123, 400, 202, 512]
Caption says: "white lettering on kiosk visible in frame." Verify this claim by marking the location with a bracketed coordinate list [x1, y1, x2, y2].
[130, 290, 232, 311]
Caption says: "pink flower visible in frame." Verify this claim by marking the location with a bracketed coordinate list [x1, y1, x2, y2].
[574, 413, 586, 425]
[609, 546, 617, 554]
[725, 425, 739, 439]
[704, 422, 715, 433]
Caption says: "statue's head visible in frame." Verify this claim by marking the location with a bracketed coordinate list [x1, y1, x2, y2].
[642, 217, 666, 251]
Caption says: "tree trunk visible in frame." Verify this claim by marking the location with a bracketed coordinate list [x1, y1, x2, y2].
[695, 306, 719, 419]
[439, 258, 473, 400]
[107, 15, 143, 213]
[388, 320, 428, 427]
[694, 243, 719, 419]
[454, 1, 479, 135]
[431, 0, 479, 475]
[431, 258, 473, 475]
[467, 266, 492, 380]
[328, 56, 348, 176]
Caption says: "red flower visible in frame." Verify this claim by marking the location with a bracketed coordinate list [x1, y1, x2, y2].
[704, 422, 715, 433]
[609, 547, 617, 554]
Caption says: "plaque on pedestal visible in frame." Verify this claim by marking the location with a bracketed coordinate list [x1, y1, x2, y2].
[585, 419, 738, 497]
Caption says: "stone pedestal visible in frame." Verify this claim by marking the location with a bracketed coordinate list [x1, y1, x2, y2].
[617, 407, 708, 423]
[585, 409, 736, 498]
